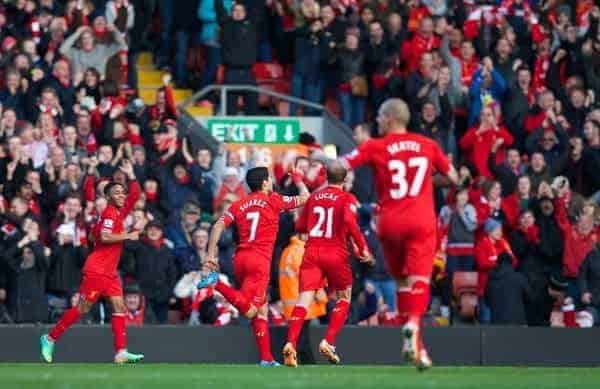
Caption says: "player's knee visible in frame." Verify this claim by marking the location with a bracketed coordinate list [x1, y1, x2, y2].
[407, 276, 430, 288]
[336, 288, 352, 301]
[298, 291, 316, 307]
[395, 277, 410, 289]
[244, 305, 259, 319]
[77, 299, 93, 314]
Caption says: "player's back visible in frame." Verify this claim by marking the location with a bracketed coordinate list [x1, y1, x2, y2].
[345, 132, 450, 220]
[302, 186, 356, 252]
[226, 191, 285, 257]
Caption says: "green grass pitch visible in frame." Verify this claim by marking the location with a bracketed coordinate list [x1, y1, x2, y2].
[1, 364, 598, 389]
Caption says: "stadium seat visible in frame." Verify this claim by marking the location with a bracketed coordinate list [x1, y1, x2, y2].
[452, 272, 478, 322]
[253, 62, 284, 81]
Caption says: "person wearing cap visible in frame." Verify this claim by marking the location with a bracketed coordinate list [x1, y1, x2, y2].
[475, 217, 518, 324]
[123, 282, 157, 326]
[485, 251, 532, 325]
[123, 219, 177, 324]
[213, 166, 246, 211]
[165, 201, 202, 272]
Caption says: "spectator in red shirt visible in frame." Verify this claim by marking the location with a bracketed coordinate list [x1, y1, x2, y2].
[553, 178, 598, 298]
[401, 16, 440, 73]
[475, 218, 518, 323]
[460, 105, 514, 179]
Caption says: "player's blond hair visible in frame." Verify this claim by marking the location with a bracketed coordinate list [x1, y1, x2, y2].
[379, 98, 411, 127]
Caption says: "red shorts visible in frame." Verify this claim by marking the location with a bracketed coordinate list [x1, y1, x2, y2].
[299, 246, 352, 292]
[377, 216, 436, 279]
[233, 251, 271, 308]
[79, 272, 123, 303]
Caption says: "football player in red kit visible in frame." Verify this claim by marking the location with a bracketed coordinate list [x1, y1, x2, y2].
[342, 99, 459, 370]
[282, 160, 373, 368]
[197, 166, 309, 366]
[41, 160, 144, 364]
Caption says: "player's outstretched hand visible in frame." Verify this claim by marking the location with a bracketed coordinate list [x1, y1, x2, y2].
[289, 167, 304, 185]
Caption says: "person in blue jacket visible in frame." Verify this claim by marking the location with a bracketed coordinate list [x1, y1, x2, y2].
[468, 57, 507, 126]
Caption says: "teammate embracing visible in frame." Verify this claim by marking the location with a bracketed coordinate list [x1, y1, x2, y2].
[283, 160, 373, 367]
[197, 166, 309, 366]
[342, 99, 459, 370]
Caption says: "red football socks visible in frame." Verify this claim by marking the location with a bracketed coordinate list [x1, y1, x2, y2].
[396, 287, 411, 325]
[397, 281, 430, 326]
[215, 281, 252, 316]
[287, 305, 308, 348]
[49, 307, 82, 342]
[324, 299, 350, 345]
[111, 313, 127, 353]
[252, 317, 274, 362]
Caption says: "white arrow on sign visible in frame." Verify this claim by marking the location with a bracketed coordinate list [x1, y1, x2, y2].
[284, 125, 295, 142]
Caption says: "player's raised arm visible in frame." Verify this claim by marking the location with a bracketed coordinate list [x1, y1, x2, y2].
[445, 164, 460, 186]
[120, 160, 141, 215]
[294, 202, 309, 233]
[290, 168, 310, 206]
[339, 141, 372, 171]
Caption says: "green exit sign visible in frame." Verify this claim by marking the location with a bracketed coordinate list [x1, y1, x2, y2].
[207, 118, 300, 144]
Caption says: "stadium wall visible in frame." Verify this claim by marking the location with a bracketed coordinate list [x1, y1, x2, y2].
[1, 325, 599, 367]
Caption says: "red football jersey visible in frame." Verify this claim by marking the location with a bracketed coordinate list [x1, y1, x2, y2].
[82, 181, 141, 276]
[296, 186, 367, 253]
[222, 191, 302, 257]
[343, 132, 450, 221]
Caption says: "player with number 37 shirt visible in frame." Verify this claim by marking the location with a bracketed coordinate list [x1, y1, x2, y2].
[197, 166, 309, 366]
[342, 99, 459, 371]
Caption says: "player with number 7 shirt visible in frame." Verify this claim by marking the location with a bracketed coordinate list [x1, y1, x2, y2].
[341, 98, 459, 371]
[196, 166, 310, 367]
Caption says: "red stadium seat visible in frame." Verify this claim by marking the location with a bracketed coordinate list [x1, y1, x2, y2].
[253, 62, 284, 81]
[452, 272, 478, 321]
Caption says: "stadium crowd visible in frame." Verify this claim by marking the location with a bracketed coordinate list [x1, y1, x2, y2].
[0, 0, 599, 329]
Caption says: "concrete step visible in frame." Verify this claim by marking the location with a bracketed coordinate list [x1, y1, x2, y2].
[137, 52, 153, 67]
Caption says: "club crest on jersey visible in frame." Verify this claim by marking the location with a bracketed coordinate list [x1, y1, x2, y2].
[103, 219, 114, 228]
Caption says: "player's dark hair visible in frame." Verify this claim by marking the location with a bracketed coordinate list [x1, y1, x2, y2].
[326, 160, 347, 184]
[104, 181, 124, 196]
[246, 167, 269, 192]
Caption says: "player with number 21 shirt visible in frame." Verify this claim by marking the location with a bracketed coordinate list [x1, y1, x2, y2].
[283, 160, 373, 368]
[342, 98, 459, 371]
[196, 166, 309, 367]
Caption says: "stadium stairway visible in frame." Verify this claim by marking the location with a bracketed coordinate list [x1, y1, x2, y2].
[136, 52, 212, 116]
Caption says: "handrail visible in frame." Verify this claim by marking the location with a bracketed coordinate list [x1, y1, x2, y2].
[178, 84, 325, 115]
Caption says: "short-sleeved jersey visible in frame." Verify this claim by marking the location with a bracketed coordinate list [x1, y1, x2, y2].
[296, 186, 367, 253]
[343, 132, 450, 221]
[82, 181, 141, 276]
[222, 191, 301, 257]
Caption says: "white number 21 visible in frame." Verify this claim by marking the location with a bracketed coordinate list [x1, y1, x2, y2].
[388, 157, 428, 199]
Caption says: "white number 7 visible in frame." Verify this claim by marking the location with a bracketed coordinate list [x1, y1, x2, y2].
[246, 212, 260, 242]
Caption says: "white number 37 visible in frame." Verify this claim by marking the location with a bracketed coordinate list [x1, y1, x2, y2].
[388, 157, 428, 199]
